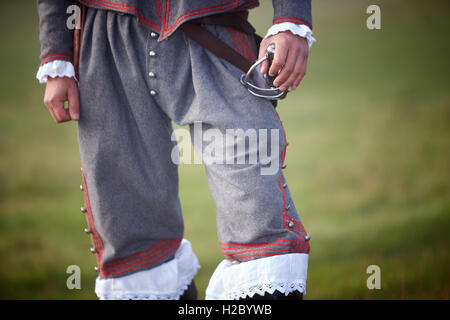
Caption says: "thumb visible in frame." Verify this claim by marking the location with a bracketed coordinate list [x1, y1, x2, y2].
[258, 40, 269, 74]
[68, 85, 80, 121]
[260, 60, 269, 75]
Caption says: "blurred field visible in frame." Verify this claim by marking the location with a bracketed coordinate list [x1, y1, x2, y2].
[0, 0, 449, 299]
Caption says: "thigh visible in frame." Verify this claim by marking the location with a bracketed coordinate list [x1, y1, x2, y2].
[77, 9, 184, 278]
[181, 24, 310, 262]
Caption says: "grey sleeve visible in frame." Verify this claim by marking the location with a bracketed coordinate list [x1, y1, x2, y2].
[37, 0, 74, 65]
[272, 0, 312, 29]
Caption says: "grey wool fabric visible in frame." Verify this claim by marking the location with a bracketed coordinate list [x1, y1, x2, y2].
[37, 2, 312, 280]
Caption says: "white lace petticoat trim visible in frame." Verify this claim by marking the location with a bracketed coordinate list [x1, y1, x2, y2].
[265, 22, 316, 49]
[95, 239, 200, 300]
[225, 281, 306, 300]
[205, 253, 308, 300]
[36, 60, 76, 84]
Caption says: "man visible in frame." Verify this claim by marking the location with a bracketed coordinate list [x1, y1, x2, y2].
[36, 0, 315, 300]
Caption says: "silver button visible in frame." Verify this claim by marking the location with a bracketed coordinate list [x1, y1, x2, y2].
[149, 50, 156, 57]
[84, 228, 91, 234]
[148, 72, 156, 78]
[79, 184, 84, 191]
[286, 204, 291, 211]
[288, 221, 294, 228]
[94, 266, 99, 272]
[150, 32, 158, 38]
[150, 90, 157, 96]
[282, 183, 287, 188]
[305, 235, 311, 241]
[90, 247, 97, 254]
[281, 164, 287, 169]
[80, 207, 87, 213]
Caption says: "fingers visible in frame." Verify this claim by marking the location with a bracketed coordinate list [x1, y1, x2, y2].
[49, 100, 71, 123]
[274, 40, 308, 91]
[46, 105, 60, 123]
[268, 41, 288, 77]
[257, 32, 309, 92]
[273, 46, 298, 91]
[44, 77, 79, 123]
[44, 91, 71, 123]
[282, 51, 307, 91]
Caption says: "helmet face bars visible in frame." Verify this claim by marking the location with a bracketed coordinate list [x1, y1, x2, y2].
[240, 44, 288, 100]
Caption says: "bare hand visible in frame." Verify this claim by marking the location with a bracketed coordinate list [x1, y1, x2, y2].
[258, 31, 309, 91]
[43, 77, 80, 123]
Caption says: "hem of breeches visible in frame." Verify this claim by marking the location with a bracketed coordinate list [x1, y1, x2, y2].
[97, 238, 183, 278]
[219, 110, 310, 262]
[80, 165, 183, 278]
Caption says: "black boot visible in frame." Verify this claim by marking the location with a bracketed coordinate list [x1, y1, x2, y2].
[180, 280, 198, 300]
[242, 290, 303, 300]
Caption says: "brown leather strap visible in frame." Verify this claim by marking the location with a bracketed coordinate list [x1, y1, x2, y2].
[73, 1, 87, 79]
[190, 11, 255, 35]
[181, 15, 278, 107]
[180, 22, 253, 73]
[254, 33, 263, 52]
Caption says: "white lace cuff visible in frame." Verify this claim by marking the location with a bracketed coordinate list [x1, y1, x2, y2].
[205, 253, 308, 300]
[36, 60, 76, 84]
[265, 22, 316, 49]
[95, 239, 200, 300]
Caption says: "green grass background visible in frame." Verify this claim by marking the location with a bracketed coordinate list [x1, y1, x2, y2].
[0, 0, 449, 299]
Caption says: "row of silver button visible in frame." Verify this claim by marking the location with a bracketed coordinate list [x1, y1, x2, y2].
[279, 133, 310, 241]
[80, 182, 99, 272]
[148, 32, 158, 96]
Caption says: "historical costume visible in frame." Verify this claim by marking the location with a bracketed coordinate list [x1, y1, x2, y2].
[36, 0, 315, 300]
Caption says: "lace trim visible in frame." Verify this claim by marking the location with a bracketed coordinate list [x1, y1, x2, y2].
[96, 263, 200, 300]
[36, 60, 76, 84]
[226, 281, 306, 300]
[95, 239, 200, 300]
[265, 22, 316, 49]
[206, 253, 309, 300]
